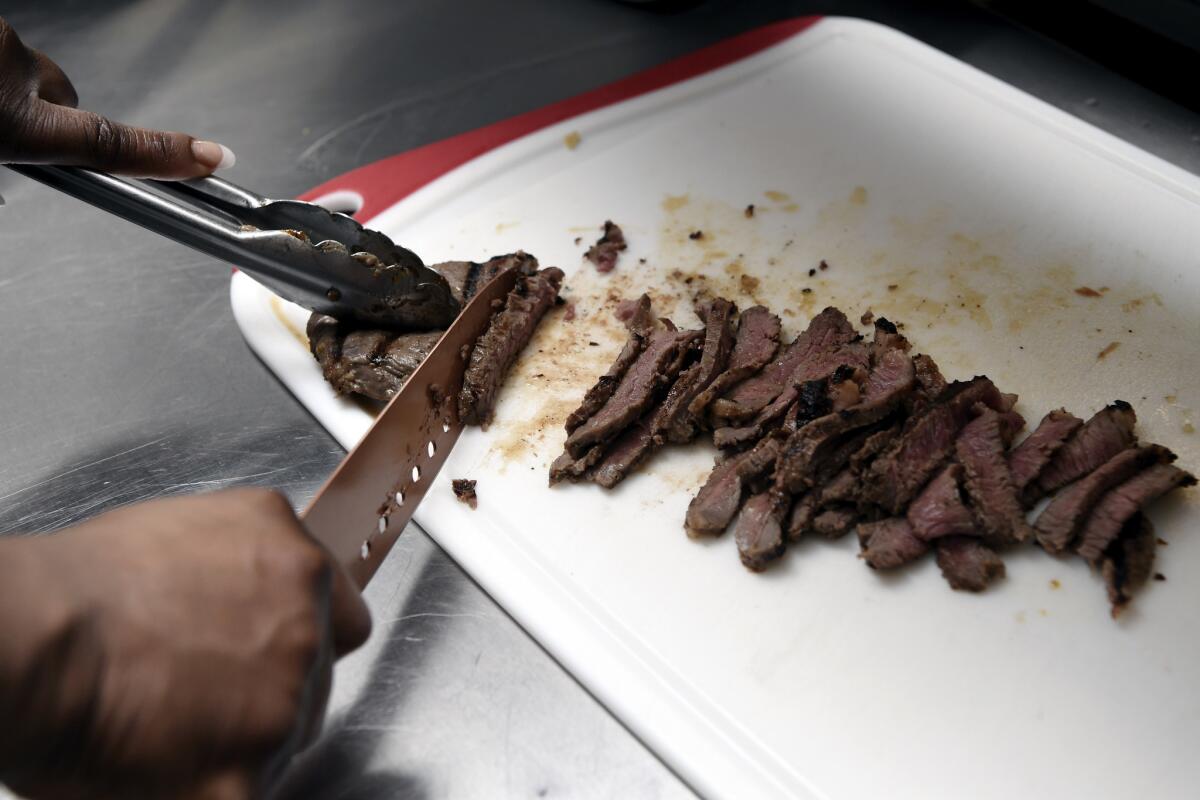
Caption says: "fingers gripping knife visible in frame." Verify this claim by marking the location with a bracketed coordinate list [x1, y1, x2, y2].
[9, 164, 513, 584]
[7, 165, 460, 329]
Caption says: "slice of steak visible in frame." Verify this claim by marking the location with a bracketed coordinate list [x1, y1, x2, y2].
[685, 434, 784, 538]
[861, 376, 1007, 514]
[549, 443, 607, 485]
[563, 326, 700, 457]
[774, 349, 915, 493]
[564, 294, 654, 434]
[688, 306, 782, 421]
[590, 415, 656, 489]
[1034, 444, 1173, 554]
[713, 377, 834, 449]
[785, 492, 818, 541]
[713, 335, 870, 449]
[306, 319, 442, 401]
[812, 506, 859, 539]
[935, 537, 1006, 592]
[732, 490, 788, 571]
[655, 298, 737, 444]
[869, 317, 910, 362]
[858, 518, 929, 570]
[818, 467, 858, 506]
[1075, 462, 1196, 562]
[460, 267, 565, 426]
[955, 407, 1034, 547]
[849, 422, 902, 473]
[584, 220, 627, 273]
[1037, 401, 1137, 493]
[436, 251, 539, 306]
[708, 307, 857, 424]
[912, 353, 947, 405]
[907, 464, 977, 542]
[1101, 513, 1157, 619]
[1008, 408, 1084, 505]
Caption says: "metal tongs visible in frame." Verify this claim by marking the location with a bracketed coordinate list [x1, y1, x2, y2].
[6, 164, 460, 330]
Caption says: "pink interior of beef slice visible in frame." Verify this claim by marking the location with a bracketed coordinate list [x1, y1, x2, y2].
[707, 307, 857, 426]
[550, 296, 1196, 617]
[688, 305, 782, 422]
[459, 266, 565, 427]
[1036, 401, 1137, 493]
[307, 252, 544, 404]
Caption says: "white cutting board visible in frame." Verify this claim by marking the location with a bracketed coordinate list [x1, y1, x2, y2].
[232, 18, 1200, 800]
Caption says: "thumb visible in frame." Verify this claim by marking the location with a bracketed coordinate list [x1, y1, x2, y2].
[26, 100, 234, 179]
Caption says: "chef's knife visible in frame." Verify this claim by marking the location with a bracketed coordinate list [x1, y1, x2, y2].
[302, 268, 518, 587]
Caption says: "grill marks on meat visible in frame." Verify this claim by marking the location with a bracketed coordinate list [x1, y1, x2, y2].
[459, 267, 565, 426]
[955, 407, 1033, 547]
[1034, 444, 1173, 554]
[308, 253, 546, 403]
[1008, 409, 1084, 505]
[1038, 401, 1137, 493]
[689, 306, 781, 421]
[584, 220, 627, 273]
[1075, 462, 1196, 563]
[862, 377, 1007, 515]
[709, 307, 857, 425]
[1102, 514, 1157, 618]
[935, 537, 1005, 591]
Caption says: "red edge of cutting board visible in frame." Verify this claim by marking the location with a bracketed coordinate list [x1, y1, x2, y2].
[296, 16, 822, 217]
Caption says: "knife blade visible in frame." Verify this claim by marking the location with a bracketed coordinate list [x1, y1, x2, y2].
[302, 268, 519, 588]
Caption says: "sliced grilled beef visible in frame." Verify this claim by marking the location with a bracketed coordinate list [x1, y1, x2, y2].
[654, 298, 736, 444]
[712, 335, 869, 449]
[1075, 462, 1196, 562]
[858, 518, 929, 570]
[563, 326, 699, 457]
[549, 445, 607, 485]
[773, 349, 915, 493]
[912, 353, 947, 405]
[955, 407, 1033, 547]
[1034, 444, 1173, 554]
[907, 464, 977, 541]
[935, 537, 1005, 591]
[685, 434, 784, 538]
[1101, 513, 1157, 618]
[437, 251, 539, 306]
[306, 322, 443, 401]
[688, 306, 782, 423]
[785, 492, 818, 541]
[1008, 409, 1084, 505]
[732, 490, 787, 571]
[708, 307, 857, 424]
[460, 267, 565, 426]
[564, 295, 654, 434]
[1037, 401, 1137, 493]
[869, 317, 910, 362]
[584, 220, 627, 273]
[861, 377, 1007, 514]
[812, 506, 858, 539]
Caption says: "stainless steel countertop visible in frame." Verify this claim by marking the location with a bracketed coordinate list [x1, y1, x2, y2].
[1, 1, 1196, 798]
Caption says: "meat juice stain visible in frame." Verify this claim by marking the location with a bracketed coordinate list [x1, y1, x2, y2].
[269, 295, 310, 349]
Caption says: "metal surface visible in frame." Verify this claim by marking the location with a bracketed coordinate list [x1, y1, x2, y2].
[304, 270, 517, 588]
[0, 1, 1196, 799]
[8, 165, 458, 329]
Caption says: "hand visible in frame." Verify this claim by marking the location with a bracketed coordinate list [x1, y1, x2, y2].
[0, 16, 234, 178]
[0, 489, 371, 800]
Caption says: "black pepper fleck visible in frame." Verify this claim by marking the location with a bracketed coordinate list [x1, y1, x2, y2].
[689, 230, 704, 240]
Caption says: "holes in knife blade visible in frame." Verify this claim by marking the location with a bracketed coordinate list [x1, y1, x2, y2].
[360, 540, 371, 560]
[427, 441, 436, 458]
[411, 465, 421, 483]
[396, 489, 405, 506]
[378, 516, 387, 535]
[442, 421, 451, 433]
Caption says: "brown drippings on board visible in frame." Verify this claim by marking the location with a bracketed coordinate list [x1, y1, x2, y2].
[849, 186, 868, 205]
[268, 296, 309, 349]
[1097, 341, 1120, 360]
[744, 204, 755, 218]
[1075, 286, 1102, 297]
[563, 131, 582, 150]
[1050, 579, 1061, 590]
[764, 190, 790, 203]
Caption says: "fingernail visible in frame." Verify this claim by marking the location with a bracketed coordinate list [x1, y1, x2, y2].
[191, 140, 236, 170]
